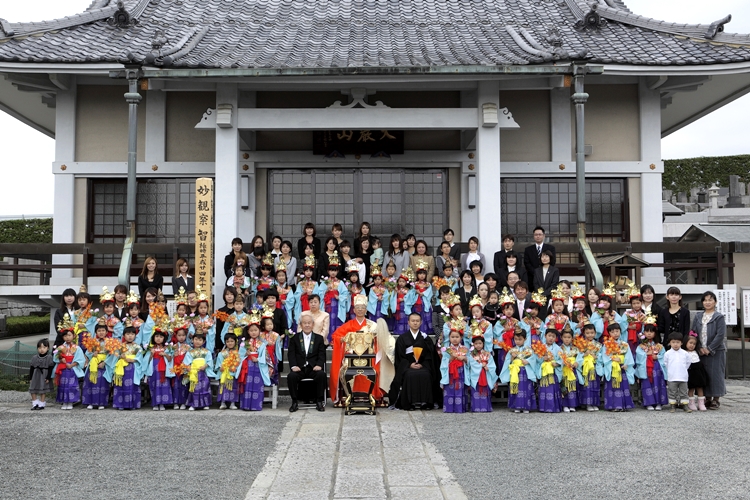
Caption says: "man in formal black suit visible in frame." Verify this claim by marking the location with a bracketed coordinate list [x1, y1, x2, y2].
[493, 234, 523, 275]
[524, 226, 556, 279]
[287, 312, 327, 412]
[511, 281, 532, 321]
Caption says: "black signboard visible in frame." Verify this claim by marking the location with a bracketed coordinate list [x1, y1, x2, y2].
[313, 130, 405, 156]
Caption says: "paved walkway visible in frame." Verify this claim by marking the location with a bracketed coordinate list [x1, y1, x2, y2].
[247, 409, 467, 500]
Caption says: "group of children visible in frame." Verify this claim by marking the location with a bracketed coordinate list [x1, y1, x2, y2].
[436, 283, 710, 414]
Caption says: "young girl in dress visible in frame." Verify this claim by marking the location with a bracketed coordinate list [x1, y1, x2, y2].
[558, 327, 583, 412]
[440, 301, 465, 349]
[260, 314, 280, 387]
[466, 296, 492, 350]
[635, 318, 668, 411]
[54, 328, 85, 410]
[624, 283, 647, 357]
[29, 338, 54, 411]
[494, 289, 519, 370]
[383, 260, 399, 331]
[185, 333, 215, 410]
[98, 287, 120, 338]
[82, 321, 110, 410]
[578, 323, 602, 411]
[523, 290, 547, 343]
[500, 330, 538, 413]
[253, 254, 277, 305]
[275, 263, 296, 338]
[440, 329, 469, 413]
[468, 334, 497, 412]
[215, 333, 241, 410]
[221, 299, 250, 344]
[412, 261, 433, 334]
[123, 291, 143, 341]
[192, 287, 216, 352]
[107, 326, 144, 410]
[536, 329, 563, 414]
[591, 285, 628, 341]
[171, 326, 191, 410]
[314, 252, 350, 342]
[390, 269, 417, 336]
[346, 262, 366, 320]
[295, 256, 318, 320]
[227, 262, 252, 307]
[238, 316, 270, 411]
[544, 284, 572, 343]
[367, 264, 389, 322]
[145, 326, 173, 411]
[685, 333, 709, 411]
[597, 324, 635, 411]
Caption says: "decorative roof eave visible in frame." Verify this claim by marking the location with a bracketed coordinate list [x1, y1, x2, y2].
[602, 60, 750, 76]
[0, 62, 124, 75]
[132, 64, 604, 80]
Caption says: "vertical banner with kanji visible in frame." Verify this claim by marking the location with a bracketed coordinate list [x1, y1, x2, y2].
[195, 178, 214, 306]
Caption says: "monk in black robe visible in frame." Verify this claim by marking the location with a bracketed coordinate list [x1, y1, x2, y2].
[388, 313, 436, 410]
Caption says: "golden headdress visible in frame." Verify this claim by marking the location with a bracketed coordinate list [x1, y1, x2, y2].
[262, 253, 275, 267]
[531, 288, 548, 308]
[370, 263, 382, 277]
[346, 261, 360, 274]
[195, 285, 209, 303]
[126, 289, 141, 306]
[99, 286, 114, 303]
[57, 313, 75, 332]
[174, 286, 188, 306]
[449, 316, 466, 332]
[328, 251, 340, 267]
[644, 313, 657, 326]
[570, 282, 585, 300]
[275, 259, 287, 273]
[248, 309, 262, 325]
[443, 292, 461, 308]
[399, 266, 415, 283]
[499, 287, 515, 307]
[601, 282, 616, 298]
[550, 283, 567, 303]
[470, 320, 485, 341]
[414, 258, 429, 272]
[468, 295, 484, 310]
[79, 284, 88, 294]
[303, 255, 317, 269]
[261, 304, 275, 319]
[626, 280, 641, 300]
[353, 294, 368, 307]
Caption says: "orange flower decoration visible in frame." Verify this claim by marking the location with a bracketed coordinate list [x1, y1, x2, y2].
[531, 339, 548, 358]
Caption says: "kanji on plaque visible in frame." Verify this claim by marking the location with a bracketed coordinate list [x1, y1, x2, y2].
[195, 178, 214, 307]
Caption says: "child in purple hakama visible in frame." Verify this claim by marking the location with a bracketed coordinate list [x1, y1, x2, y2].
[185, 334, 215, 410]
[82, 322, 110, 409]
[215, 333, 241, 410]
[578, 324, 603, 411]
[440, 330, 469, 413]
[598, 324, 635, 412]
[107, 326, 144, 410]
[238, 321, 270, 411]
[500, 330, 538, 413]
[635, 321, 668, 410]
[54, 329, 85, 410]
[536, 329, 563, 413]
[468, 336, 497, 412]
[145, 329, 173, 411]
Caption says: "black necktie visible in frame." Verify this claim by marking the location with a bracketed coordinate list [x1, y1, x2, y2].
[537, 246, 541, 257]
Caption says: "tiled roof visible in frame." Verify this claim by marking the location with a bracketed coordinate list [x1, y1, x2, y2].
[0, 0, 749, 69]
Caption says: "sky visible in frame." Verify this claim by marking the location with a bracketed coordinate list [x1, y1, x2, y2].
[0, 0, 749, 215]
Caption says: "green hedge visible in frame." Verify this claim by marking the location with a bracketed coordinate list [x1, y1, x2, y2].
[0, 218, 53, 244]
[664, 155, 750, 194]
[6, 314, 50, 336]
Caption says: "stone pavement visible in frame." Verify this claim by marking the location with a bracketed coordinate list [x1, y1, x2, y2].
[246, 409, 467, 500]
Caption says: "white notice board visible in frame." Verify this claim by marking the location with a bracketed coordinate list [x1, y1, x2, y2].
[714, 289, 737, 326]
[743, 289, 750, 328]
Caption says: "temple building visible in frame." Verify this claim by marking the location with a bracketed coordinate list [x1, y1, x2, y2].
[1, 0, 750, 301]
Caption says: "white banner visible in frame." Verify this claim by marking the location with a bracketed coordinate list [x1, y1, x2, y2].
[713, 288, 737, 326]
[743, 289, 750, 328]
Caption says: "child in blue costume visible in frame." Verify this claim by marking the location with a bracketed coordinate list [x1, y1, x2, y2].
[467, 335, 498, 412]
[590, 291, 628, 341]
[314, 252, 350, 342]
[53, 326, 85, 410]
[467, 296, 493, 351]
[106, 326, 145, 410]
[623, 283, 648, 358]
[185, 333, 215, 410]
[536, 329, 563, 413]
[170, 326, 191, 410]
[558, 326, 584, 412]
[144, 327, 174, 411]
[597, 323, 635, 411]
[500, 329, 538, 413]
[440, 329, 469, 413]
[383, 260, 399, 331]
[411, 262, 434, 335]
[635, 319, 668, 410]
[221, 299, 250, 343]
[192, 286, 216, 352]
[274, 265, 296, 344]
[82, 321, 110, 409]
[367, 264, 389, 323]
[578, 323, 602, 411]
[215, 333, 242, 410]
[345, 262, 367, 320]
[390, 269, 417, 336]
[238, 319, 271, 411]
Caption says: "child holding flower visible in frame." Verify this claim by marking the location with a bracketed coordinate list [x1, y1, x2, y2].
[106, 326, 144, 410]
[54, 328, 85, 410]
[494, 289, 520, 371]
[536, 330, 563, 413]
[500, 329, 538, 413]
[468, 334, 497, 412]
[577, 323, 602, 411]
[215, 333, 241, 410]
[440, 329, 469, 413]
[238, 319, 271, 411]
[624, 284, 647, 357]
[184, 333, 215, 410]
[144, 328, 173, 411]
[559, 327, 583, 412]
[82, 321, 110, 410]
[367, 265, 389, 323]
[634, 321, 668, 410]
[170, 326, 191, 410]
[597, 323, 635, 411]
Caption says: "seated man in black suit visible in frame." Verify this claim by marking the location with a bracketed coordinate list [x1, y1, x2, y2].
[523, 226, 556, 280]
[287, 312, 327, 412]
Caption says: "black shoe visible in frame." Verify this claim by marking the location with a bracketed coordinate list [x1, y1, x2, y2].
[31, 405, 39, 411]
[316, 402, 325, 412]
[289, 401, 298, 413]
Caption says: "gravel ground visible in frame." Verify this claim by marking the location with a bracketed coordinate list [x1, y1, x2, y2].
[415, 400, 750, 499]
[0, 405, 286, 500]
